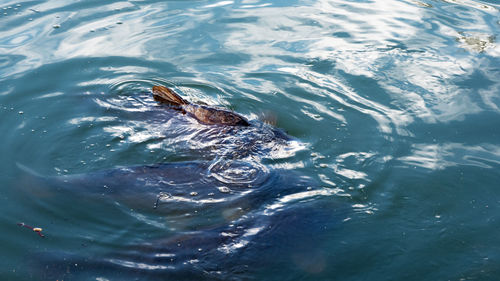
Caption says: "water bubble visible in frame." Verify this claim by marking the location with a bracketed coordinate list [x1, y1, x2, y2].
[218, 186, 231, 193]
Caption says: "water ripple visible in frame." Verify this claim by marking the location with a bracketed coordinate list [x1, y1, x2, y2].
[2, 0, 500, 279]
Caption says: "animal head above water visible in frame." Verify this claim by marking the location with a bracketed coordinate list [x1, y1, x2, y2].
[152, 86, 249, 126]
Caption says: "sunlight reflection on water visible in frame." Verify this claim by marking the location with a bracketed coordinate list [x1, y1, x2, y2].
[1, 0, 500, 280]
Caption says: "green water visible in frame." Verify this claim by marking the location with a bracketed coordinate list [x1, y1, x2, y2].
[1, 0, 500, 280]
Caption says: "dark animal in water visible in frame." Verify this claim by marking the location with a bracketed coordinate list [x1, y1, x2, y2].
[17, 162, 348, 280]
[15, 87, 348, 280]
[152, 86, 249, 126]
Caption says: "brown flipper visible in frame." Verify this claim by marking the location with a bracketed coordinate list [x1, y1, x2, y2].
[152, 85, 250, 126]
[152, 86, 189, 106]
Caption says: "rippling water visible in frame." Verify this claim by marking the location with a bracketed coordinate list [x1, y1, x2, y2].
[1, 0, 500, 280]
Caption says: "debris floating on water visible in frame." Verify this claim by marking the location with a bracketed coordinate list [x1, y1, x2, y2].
[17, 222, 45, 238]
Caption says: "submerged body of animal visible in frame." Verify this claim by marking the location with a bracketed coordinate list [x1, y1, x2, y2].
[15, 86, 348, 279]
[152, 86, 249, 126]
[17, 161, 348, 280]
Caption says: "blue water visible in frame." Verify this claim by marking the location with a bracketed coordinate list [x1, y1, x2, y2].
[1, 0, 500, 280]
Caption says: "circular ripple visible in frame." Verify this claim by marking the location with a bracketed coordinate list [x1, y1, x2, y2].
[207, 157, 270, 187]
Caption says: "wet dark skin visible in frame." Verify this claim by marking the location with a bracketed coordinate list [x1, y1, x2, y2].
[152, 86, 250, 126]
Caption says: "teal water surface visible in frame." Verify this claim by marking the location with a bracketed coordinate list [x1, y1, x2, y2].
[1, 0, 500, 280]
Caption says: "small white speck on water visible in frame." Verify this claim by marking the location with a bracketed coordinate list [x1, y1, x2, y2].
[53, 24, 60, 28]
[190, 192, 198, 196]
[18, 111, 23, 114]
